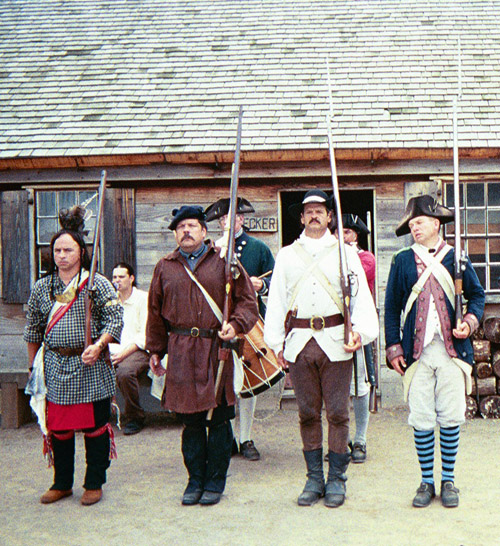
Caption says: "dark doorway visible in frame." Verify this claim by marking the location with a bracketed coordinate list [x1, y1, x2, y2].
[280, 188, 375, 251]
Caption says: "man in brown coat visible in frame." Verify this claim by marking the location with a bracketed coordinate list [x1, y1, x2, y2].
[147, 205, 259, 506]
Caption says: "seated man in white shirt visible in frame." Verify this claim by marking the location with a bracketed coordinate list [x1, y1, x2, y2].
[111, 262, 150, 435]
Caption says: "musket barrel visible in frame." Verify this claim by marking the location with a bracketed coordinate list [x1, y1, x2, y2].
[84, 170, 107, 348]
[326, 60, 353, 346]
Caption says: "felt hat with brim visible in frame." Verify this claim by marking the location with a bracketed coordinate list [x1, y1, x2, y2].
[395, 195, 454, 237]
[204, 197, 255, 222]
[168, 205, 206, 231]
[332, 213, 370, 234]
[288, 190, 333, 219]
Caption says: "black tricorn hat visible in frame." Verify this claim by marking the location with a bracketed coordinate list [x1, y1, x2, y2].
[332, 213, 370, 235]
[288, 190, 334, 219]
[168, 205, 206, 231]
[395, 195, 454, 237]
[204, 197, 255, 222]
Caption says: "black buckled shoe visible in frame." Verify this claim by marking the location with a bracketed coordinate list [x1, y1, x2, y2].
[182, 487, 203, 506]
[199, 491, 222, 505]
[412, 482, 435, 508]
[240, 440, 260, 461]
[350, 443, 367, 464]
[440, 481, 459, 508]
[123, 420, 144, 435]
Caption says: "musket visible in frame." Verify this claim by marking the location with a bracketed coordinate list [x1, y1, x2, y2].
[208, 106, 243, 421]
[84, 170, 107, 349]
[326, 61, 359, 403]
[326, 61, 355, 348]
[365, 211, 379, 413]
[452, 41, 477, 408]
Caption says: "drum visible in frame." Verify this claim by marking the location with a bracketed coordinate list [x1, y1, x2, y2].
[240, 318, 285, 398]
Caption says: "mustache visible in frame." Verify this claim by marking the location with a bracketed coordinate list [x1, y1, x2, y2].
[181, 234, 194, 241]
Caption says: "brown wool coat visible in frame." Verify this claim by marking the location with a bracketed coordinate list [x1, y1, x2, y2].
[146, 241, 259, 413]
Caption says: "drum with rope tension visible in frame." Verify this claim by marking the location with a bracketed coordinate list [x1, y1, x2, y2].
[240, 318, 285, 398]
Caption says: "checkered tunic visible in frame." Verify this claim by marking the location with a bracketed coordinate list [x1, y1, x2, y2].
[24, 272, 123, 405]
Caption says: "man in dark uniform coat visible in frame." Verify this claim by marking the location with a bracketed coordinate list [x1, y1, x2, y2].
[147, 205, 259, 505]
[385, 195, 485, 508]
[205, 197, 275, 461]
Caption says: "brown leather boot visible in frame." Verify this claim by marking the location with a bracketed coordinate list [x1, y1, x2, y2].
[81, 489, 103, 505]
[40, 489, 73, 504]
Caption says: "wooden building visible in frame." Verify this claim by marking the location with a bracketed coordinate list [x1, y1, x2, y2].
[1, 1, 500, 420]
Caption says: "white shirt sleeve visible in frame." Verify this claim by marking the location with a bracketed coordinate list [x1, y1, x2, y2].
[263, 249, 289, 355]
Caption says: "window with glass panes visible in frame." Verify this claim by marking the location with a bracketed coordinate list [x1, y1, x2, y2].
[36, 190, 98, 278]
[444, 180, 500, 293]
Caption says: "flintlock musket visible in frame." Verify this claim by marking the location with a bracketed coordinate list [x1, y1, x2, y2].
[208, 107, 243, 420]
[84, 170, 107, 349]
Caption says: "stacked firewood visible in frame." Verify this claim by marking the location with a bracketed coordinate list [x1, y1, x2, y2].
[467, 317, 500, 419]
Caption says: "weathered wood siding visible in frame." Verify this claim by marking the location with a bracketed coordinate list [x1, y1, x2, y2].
[0, 191, 30, 303]
[136, 182, 280, 287]
[103, 187, 135, 280]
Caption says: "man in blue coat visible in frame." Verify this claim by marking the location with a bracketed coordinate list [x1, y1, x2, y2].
[205, 197, 275, 461]
[385, 195, 484, 509]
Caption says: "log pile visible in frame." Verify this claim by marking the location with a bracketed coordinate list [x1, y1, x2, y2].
[467, 317, 500, 419]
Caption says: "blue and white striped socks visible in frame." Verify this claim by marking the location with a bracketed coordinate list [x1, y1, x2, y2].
[414, 426, 460, 485]
[414, 429, 435, 484]
[440, 426, 460, 483]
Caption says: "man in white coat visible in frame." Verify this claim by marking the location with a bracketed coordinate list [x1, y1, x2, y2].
[264, 190, 379, 508]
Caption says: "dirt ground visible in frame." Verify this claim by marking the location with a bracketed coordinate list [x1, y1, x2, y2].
[2, 394, 500, 546]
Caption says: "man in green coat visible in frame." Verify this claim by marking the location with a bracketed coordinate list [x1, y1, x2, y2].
[205, 197, 275, 461]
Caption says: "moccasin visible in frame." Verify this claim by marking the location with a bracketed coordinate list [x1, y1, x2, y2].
[81, 489, 103, 506]
[40, 489, 73, 504]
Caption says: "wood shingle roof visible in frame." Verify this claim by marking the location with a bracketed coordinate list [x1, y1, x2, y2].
[2, 0, 500, 161]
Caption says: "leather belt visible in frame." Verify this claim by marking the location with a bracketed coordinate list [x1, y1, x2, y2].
[288, 313, 343, 332]
[170, 327, 218, 339]
[50, 347, 84, 357]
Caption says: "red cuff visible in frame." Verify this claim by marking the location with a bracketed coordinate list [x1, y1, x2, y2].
[463, 313, 479, 335]
[386, 343, 404, 363]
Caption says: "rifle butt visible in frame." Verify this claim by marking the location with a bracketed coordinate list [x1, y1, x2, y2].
[84, 293, 92, 349]
[369, 386, 378, 413]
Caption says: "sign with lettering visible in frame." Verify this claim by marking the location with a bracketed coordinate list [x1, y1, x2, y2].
[245, 216, 278, 232]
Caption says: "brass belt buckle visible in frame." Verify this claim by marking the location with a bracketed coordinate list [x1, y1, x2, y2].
[190, 327, 200, 337]
[310, 316, 325, 331]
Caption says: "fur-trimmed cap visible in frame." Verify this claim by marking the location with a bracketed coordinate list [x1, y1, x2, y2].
[395, 195, 454, 236]
[204, 197, 255, 222]
[288, 190, 334, 219]
[168, 205, 206, 231]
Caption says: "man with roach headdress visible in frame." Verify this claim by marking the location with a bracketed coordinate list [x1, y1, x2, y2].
[24, 204, 123, 506]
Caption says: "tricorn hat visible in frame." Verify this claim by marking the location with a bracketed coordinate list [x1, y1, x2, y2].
[204, 197, 255, 222]
[332, 213, 370, 235]
[395, 195, 454, 237]
[288, 190, 334, 219]
[168, 205, 206, 231]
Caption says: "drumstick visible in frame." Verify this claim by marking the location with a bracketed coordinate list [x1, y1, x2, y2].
[258, 270, 272, 280]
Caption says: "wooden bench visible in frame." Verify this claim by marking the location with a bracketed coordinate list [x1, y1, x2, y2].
[0, 370, 33, 428]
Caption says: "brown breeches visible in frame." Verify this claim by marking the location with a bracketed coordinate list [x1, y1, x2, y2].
[288, 338, 353, 453]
